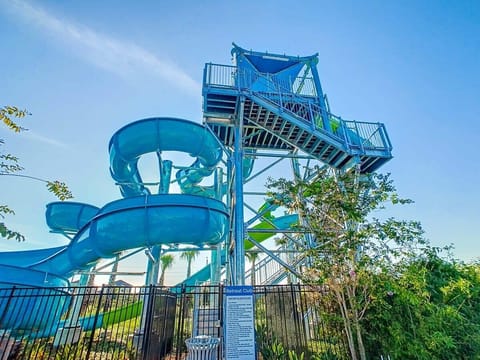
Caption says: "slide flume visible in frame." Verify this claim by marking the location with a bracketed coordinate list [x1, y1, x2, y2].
[0, 118, 229, 331]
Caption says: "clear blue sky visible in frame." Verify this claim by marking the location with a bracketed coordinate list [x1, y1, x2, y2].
[1, 0, 479, 284]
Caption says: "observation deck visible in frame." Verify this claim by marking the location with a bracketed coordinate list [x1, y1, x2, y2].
[202, 45, 392, 173]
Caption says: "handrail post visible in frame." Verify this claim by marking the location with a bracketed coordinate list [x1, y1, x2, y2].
[354, 121, 364, 153]
[277, 79, 283, 108]
[380, 123, 392, 151]
[308, 103, 314, 129]
[203, 63, 209, 88]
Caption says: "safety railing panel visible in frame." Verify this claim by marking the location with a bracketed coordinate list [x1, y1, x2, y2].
[203, 63, 236, 88]
[204, 63, 392, 155]
[204, 63, 317, 97]
[342, 120, 392, 151]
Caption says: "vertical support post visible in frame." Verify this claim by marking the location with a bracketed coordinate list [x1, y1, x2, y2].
[144, 153, 171, 286]
[151, 246, 161, 284]
[310, 62, 332, 133]
[65, 273, 89, 327]
[145, 246, 161, 285]
[291, 158, 314, 270]
[159, 159, 172, 194]
[225, 157, 233, 284]
[233, 97, 246, 285]
[210, 245, 221, 284]
[214, 167, 224, 200]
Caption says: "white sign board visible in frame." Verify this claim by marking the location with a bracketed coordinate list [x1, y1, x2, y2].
[224, 286, 256, 360]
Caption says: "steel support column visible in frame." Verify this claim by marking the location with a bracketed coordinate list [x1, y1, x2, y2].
[310, 64, 332, 133]
[233, 97, 245, 285]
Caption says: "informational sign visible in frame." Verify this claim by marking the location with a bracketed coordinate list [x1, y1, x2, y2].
[224, 286, 256, 360]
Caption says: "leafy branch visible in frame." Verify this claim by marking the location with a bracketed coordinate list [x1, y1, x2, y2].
[1, 105, 73, 241]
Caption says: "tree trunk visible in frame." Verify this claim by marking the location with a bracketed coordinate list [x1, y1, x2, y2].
[345, 282, 366, 360]
[335, 288, 358, 360]
[159, 271, 166, 286]
[355, 319, 367, 360]
[187, 259, 192, 278]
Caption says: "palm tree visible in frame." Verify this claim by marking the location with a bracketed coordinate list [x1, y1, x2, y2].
[180, 250, 200, 279]
[246, 250, 260, 286]
[158, 254, 175, 286]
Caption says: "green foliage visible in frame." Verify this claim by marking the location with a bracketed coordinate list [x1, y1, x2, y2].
[158, 254, 175, 285]
[46, 180, 73, 201]
[1, 105, 73, 241]
[0, 105, 29, 132]
[267, 166, 480, 359]
[0, 205, 24, 241]
[364, 250, 480, 359]
[256, 323, 287, 360]
[288, 349, 305, 360]
[180, 250, 200, 278]
[267, 168, 425, 360]
[256, 323, 310, 360]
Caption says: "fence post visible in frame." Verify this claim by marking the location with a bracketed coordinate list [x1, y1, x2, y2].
[85, 286, 105, 360]
[175, 284, 187, 360]
[218, 284, 224, 360]
[142, 284, 156, 360]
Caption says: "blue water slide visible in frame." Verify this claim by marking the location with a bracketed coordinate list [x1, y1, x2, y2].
[46, 202, 100, 233]
[31, 194, 228, 277]
[0, 246, 66, 268]
[0, 118, 228, 281]
[109, 118, 223, 197]
[0, 118, 230, 331]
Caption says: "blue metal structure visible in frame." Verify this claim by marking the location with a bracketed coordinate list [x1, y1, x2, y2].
[203, 44, 392, 172]
[0, 44, 393, 331]
[202, 43, 392, 284]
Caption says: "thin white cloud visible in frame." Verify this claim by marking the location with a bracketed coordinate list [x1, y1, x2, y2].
[4, 0, 201, 96]
[23, 130, 68, 148]
[0, 126, 67, 148]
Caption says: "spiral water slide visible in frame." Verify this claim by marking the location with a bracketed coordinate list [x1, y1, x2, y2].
[0, 118, 229, 330]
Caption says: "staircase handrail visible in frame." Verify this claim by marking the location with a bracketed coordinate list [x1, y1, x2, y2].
[245, 246, 307, 285]
[261, 254, 307, 286]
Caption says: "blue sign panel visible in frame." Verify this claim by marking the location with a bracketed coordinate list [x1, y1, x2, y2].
[224, 286, 256, 360]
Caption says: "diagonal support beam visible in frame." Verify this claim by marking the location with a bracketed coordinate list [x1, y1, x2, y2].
[246, 235, 303, 280]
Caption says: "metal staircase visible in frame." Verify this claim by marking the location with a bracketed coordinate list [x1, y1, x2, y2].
[201, 44, 394, 285]
[203, 45, 392, 173]
[245, 246, 307, 286]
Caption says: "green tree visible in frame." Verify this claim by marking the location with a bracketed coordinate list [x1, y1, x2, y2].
[268, 168, 425, 360]
[180, 250, 199, 279]
[158, 254, 175, 286]
[1, 106, 72, 241]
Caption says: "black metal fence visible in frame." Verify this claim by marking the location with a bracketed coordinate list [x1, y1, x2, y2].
[0, 284, 348, 360]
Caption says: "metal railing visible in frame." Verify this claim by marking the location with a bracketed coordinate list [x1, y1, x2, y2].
[245, 250, 307, 286]
[203, 63, 316, 97]
[0, 284, 349, 360]
[203, 63, 392, 153]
